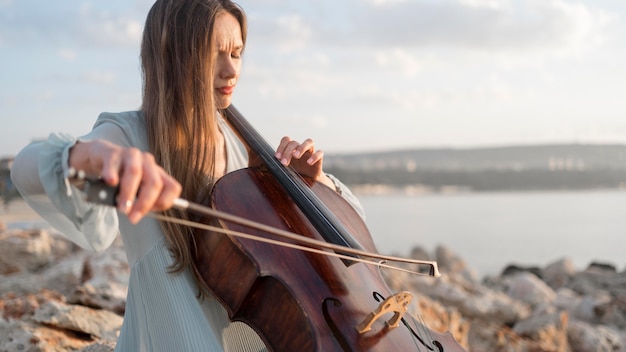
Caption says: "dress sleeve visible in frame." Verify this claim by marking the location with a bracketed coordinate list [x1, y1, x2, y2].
[326, 173, 366, 220]
[10, 122, 129, 252]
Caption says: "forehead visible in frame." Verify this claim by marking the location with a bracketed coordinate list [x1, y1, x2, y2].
[213, 12, 243, 49]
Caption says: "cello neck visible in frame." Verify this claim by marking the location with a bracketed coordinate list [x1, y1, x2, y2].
[222, 104, 365, 253]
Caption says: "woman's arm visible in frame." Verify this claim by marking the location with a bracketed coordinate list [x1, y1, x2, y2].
[11, 116, 180, 251]
[11, 131, 120, 251]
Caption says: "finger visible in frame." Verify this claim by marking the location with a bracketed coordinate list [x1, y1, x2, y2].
[275, 136, 292, 160]
[127, 153, 162, 223]
[293, 138, 314, 159]
[96, 142, 123, 186]
[152, 172, 182, 211]
[281, 141, 303, 166]
[116, 148, 144, 214]
[276, 137, 300, 166]
[307, 149, 324, 165]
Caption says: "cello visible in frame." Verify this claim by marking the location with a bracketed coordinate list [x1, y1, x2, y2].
[191, 105, 466, 351]
[81, 105, 466, 351]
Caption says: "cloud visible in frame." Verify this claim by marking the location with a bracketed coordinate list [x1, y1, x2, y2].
[76, 3, 144, 48]
[273, 15, 313, 52]
[237, 0, 619, 111]
[244, 0, 615, 56]
[57, 48, 77, 61]
[82, 70, 117, 85]
[374, 48, 424, 77]
[0, 2, 145, 49]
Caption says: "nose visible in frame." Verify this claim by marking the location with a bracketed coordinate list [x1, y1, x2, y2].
[220, 58, 237, 80]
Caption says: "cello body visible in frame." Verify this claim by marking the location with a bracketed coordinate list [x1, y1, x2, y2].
[192, 105, 466, 351]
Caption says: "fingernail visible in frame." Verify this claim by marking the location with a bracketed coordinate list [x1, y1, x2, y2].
[293, 150, 300, 157]
[281, 158, 288, 166]
[275, 152, 282, 159]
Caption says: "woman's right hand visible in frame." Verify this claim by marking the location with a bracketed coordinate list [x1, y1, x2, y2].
[69, 139, 182, 224]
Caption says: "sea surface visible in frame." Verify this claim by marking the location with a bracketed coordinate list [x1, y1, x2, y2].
[359, 189, 626, 277]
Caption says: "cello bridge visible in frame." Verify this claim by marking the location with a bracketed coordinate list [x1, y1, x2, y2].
[356, 291, 413, 334]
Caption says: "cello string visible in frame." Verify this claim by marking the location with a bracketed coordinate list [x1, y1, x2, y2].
[380, 266, 436, 351]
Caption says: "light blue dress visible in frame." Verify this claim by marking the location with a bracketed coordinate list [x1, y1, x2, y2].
[11, 111, 364, 352]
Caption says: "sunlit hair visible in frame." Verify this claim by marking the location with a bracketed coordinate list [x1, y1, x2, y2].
[140, 0, 247, 296]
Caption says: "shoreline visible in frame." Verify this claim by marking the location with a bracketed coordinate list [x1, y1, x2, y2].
[3, 198, 622, 275]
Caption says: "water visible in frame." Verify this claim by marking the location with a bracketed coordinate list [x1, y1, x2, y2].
[7, 220, 51, 230]
[359, 190, 626, 277]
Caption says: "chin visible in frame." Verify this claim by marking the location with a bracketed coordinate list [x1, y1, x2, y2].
[216, 98, 232, 110]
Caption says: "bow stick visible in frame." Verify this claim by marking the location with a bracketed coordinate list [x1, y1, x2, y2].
[74, 170, 441, 278]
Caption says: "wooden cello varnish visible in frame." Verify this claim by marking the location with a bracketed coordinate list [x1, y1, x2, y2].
[192, 105, 467, 351]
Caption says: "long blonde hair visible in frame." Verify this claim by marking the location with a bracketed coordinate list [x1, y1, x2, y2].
[140, 0, 247, 293]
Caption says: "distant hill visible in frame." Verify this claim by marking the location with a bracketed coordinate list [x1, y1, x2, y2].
[324, 144, 626, 192]
[4, 145, 626, 194]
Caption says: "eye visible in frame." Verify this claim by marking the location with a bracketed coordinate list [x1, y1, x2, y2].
[231, 51, 241, 59]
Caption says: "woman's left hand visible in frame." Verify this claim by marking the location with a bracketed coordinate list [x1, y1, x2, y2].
[274, 136, 335, 189]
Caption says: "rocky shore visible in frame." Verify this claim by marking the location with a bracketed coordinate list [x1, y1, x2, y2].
[1, 201, 624, 351]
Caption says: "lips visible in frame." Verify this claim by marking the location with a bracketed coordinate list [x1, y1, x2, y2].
[217, 86, 234, 95]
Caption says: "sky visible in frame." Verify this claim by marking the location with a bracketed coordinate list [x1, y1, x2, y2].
[1, 0, 625, 158]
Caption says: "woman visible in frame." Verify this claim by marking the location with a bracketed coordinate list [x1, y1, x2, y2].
[11, 0, 364, 350]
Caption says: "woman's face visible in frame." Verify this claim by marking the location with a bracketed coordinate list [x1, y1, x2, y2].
[213, 12, 243, 109]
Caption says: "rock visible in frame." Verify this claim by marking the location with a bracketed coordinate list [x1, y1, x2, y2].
[595, 294, 626, 330]
[0, 229, 126, 350]
[587, 261, 618, 273]
[409, 246, 431, 261]
[0, 318, 96, 351]
[467, 320, 528, 352]
[569, 266, 618, 296]
[0, 273, 46, 296]
[33, 300, 122, 341]
[409, 292, 470, 349]
[0, 229, 52, 274]
[572, 291, 613, 324]
[0, 290, 64, 321]
[417, 274, 531, 325]
[512, 311, 569, 349]
[501, 264, 543, 279]
[4, 223, 626, 352]
[505, 272, 557, 308]
[542, 258, 576, 289]
[567, 320, 622, 352]
[42, 252, 89, 296]
[553, 287, 581, 312]
[67, 246, 129, 314]
[435, 245, 479, 283]
[80, 342, 116, 352]
[0, 252, 90, 297]
[0, 291, 97, 352]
